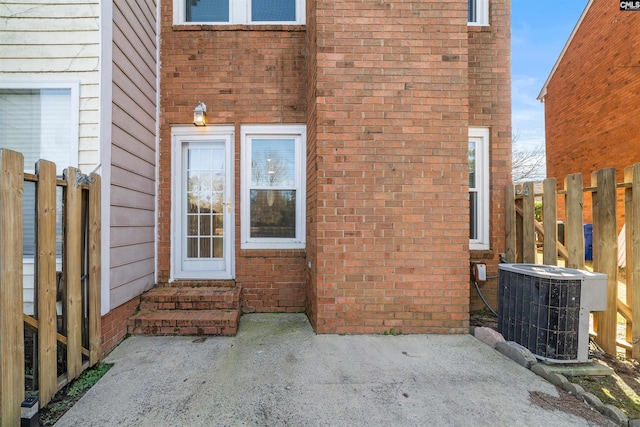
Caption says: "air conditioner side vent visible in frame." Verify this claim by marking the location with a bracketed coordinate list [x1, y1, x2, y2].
[497, 264, 607, 363]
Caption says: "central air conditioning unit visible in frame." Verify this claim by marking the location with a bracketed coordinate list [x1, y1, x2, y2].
[497, 264, 607, 363]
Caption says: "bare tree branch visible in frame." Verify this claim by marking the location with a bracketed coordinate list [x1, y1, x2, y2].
[512, 131, 546, 182]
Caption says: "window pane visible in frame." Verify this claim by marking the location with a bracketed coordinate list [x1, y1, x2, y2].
[0, 89, 71, 173]
[468, 141, 476, 189]
[468, 0, 477, 22]
[469, 191, 478, 239]
[250, 189, 296, 238]
[251, 139, 296, 187]
[186, 0, 229, 22]
[252, 0, 296, 21]
[0, 88, 72, 256]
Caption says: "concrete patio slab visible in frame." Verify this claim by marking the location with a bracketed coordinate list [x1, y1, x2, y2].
[55, 314, 607, 426]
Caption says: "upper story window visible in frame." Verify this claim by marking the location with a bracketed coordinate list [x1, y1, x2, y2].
[174, 0, 305, 25]
[469, 127, 490, 250]
[468, 0, 489, 26]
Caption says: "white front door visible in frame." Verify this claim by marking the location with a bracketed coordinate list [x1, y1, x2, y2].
[172, 127, 234, 280]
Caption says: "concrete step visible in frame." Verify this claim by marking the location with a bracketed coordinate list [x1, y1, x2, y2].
[139, 286, 241, 311]
[127, 309, 239, 336]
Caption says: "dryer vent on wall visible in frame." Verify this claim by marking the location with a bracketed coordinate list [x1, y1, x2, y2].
[498, 264, 607, 363]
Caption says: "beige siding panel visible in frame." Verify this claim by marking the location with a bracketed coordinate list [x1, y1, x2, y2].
[110, 226, 154, 247]
[110, 242, 155, 267]
[109, 273, 154, 308]
[113, 5, 156, 72]
[112, 103, 156, 140]
[110, 165, 155, 195]
[110, 259, 154, 288]
[111, 64, 155, 116]
[112, 35, 155, 92]
[111, 206, 155, 227]
[112, 89, 155, 133]
[112, 126, 155, 163]
[111, 185, 155, 211]
[111, 145, 155, 181]
[109, 0, 158, 306]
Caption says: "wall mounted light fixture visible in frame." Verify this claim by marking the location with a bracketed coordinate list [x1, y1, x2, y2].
[193, 102, 207, 126]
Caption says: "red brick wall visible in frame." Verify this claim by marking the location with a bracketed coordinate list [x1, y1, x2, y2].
[545, 1, 640, 231]
[101, 297, 139, 355]
[307, 0, 472, 334]
[157, 0, 510, 329]
[158, 2, 308, 312]
[468, 0, 512, 311]
[305, 0, 320, 324]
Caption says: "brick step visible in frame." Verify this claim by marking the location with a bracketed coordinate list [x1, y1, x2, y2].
[139, 286, 241, 311]
[127, 309, 239, 336]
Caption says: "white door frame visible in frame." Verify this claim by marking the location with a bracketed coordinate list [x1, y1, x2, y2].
[171, 125, 235, 280]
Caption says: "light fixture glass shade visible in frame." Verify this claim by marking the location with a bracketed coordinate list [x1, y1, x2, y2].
[193, 102, 207, 126]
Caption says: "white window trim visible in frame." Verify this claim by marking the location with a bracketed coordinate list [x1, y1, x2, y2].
[173, 0, 305, 25]
[0, 80, 80, 172]
[171, 125, 235, 280]
[241, 124, 306, 250]
[470, 127, 490, 250]
[468, 0, 489, 26]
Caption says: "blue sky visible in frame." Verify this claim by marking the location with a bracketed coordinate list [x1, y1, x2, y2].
[511, 0, 589, 151]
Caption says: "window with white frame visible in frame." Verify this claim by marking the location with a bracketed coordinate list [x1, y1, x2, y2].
[468, 0, 489, 26]
[174, 0, 305, 25]
[0, 82, 79, 257]
[469, 127, 490, 250]
[241, 125, 306, 249]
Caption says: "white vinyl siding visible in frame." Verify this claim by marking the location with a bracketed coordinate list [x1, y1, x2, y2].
[0, 1, 101, 173]
[109, 0, 157, 308]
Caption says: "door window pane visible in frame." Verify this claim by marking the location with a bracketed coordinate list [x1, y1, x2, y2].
[186, 0, 229, 22]
[185, 146, 225, 259]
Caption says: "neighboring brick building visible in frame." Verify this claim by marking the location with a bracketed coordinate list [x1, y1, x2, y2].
[152, 0, 511, 334]
[539, 0, 640, 230]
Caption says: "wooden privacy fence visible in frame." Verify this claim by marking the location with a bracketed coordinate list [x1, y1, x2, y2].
[0, 149, 101, 426]
[506, 163, 640, 359]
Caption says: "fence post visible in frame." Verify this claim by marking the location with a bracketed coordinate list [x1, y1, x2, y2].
[35, 159, 58, 407]
[592, 168, 618, 355]
[64, 167, 83, 380]
[0, 149, 25, 427]
[543, 178, 557, 265]
[88, 173, 102, 365]
[626, 164, 640, 359]
[521, 182, 536, 263]
[505, 184, 516, 263]
[564, 174, 585, 269]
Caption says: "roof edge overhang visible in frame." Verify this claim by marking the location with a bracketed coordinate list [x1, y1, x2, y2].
[537, 0, 594, 102]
